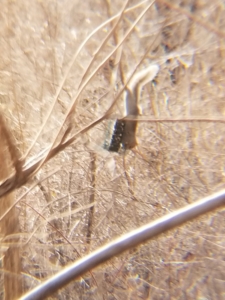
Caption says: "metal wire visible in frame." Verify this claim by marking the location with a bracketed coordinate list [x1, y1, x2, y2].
[20, 189, 225, 300]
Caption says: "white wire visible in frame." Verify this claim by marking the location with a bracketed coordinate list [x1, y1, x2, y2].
[20, 189, 225, 300]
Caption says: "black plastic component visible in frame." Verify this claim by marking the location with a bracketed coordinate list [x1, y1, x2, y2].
[107, 119, 125, 152]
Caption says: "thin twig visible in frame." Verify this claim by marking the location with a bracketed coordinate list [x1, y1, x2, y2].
[24, 0, 150, 160]
[86, 153, 96, 246]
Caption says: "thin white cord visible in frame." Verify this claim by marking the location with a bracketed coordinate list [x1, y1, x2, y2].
[20, 189, 225, 300]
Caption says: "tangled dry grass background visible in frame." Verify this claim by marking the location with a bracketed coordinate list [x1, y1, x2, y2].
[0, 0, 225, 299]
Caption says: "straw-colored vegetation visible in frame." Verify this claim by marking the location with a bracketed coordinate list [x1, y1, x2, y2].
[0, 0, 225, 299]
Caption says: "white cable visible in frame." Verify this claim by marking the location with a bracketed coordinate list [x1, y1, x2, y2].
[20, 189, 225, 300]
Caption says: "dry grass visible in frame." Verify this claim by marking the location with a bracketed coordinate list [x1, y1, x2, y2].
[0, 0, 225, 299]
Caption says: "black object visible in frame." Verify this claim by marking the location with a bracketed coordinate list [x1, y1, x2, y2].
[104, 118, 137, 152]
[104, 119, 125, 152]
